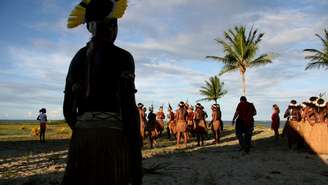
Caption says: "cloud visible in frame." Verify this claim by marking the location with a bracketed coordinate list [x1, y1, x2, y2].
[1, 0, 328, 120]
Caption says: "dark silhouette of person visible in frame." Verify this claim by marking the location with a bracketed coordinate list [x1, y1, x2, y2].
[61, 0, 142, 185]
[232, 96, 257, 154]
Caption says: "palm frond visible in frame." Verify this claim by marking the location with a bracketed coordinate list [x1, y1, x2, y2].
[219, 64, 239, 75]
[304, 28, 328, 70]
[199, 76, 227, 103]
[249, 54, 273, 68]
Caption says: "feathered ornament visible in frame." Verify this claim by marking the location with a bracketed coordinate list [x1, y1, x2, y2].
[67, 0, 128, 29]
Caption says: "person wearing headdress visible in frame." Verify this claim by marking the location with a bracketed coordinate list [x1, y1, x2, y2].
[283, 100, 303, 149]
[306, 97, 319, 124]
[167, 104, 176, 139]
[156, 105, 165, 133]
[37, 108, 47, 143]
[175, 101, 188, 147]
[232, 96, 257, 154]
[194, 103, 207, 146]
[147, 105, 160, 148]
[62, 1, 142, 185]
[211, 104, 221, 144]
[186, 105, 195, 137]
[314, 98, 327, 123]
[137, 103, 146, 141]
[271, 104, 280, 140]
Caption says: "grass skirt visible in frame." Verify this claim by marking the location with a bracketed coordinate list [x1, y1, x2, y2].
[176, 120, 187, 133]
[194, 120, 207, 133]
[61, 124, 129, 185]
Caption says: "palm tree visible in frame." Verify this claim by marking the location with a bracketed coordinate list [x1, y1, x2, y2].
[206, 26, 273, 96]
[198, 75, 227, 104]
[304, 29, 328, 70]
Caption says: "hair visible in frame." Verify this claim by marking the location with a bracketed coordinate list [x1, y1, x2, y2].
[290, 100, 297, 104]
[240, 96, 247, 102]
[273, 104, 280, 113]
[40, 108, 46, 113]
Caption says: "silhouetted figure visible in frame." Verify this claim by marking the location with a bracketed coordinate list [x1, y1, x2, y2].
[271, 104, 280, 141]
[194, 103, 207, 146]
[37, 108, 47, 143]
[147, 106, 160, 148]
[232, 96, 257, 154]
[186, 105, 195, 137]
[62, 1, 142, 185]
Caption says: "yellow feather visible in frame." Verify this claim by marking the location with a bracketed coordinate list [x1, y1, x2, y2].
[111, 0, 128, 19]
[67, 4, 86, 28]
[83, 0, 92, 4]
[67, 0, 92, 29]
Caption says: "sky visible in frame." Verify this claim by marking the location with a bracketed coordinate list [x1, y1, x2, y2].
[0, 0, 327, 120]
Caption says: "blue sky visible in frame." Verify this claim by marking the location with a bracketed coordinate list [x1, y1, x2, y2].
[0, 0, 327, 120]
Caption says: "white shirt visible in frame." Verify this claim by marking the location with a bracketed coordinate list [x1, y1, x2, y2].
[39, 113, 47, 123]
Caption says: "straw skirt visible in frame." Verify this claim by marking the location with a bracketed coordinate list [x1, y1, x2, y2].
[61, 121, 129, 185]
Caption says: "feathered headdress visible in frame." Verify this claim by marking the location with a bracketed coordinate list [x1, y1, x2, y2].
[168, 103, 173, 111]
[67, 0, 128, 29]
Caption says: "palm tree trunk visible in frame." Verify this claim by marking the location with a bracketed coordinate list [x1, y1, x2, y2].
[241, 72, 246, 96]
[215, 99, 217, 104]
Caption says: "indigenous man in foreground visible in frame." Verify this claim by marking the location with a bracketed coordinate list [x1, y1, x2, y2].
[138, 103, 146, 141]
[194, 103, 207, 146]
[175, 102, 188, 147]
[232, 96, 257, 154]
[211, 104, 221, 144]
[62, 0, 142, 184]
[167, 104, 176, 139]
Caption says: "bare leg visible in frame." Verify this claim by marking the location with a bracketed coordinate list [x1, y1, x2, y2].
[176, 132, 181, 146]
[184, 132, 188, 146]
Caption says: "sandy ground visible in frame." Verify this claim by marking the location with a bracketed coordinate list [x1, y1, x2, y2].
[1, 126, 328, 185]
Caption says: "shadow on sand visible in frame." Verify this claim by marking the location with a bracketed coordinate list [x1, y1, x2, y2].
[1, 128, 328, 185]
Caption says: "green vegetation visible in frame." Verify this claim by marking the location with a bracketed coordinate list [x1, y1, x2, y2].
[198, 75, 227, 104]
[206, 25, 273, 96]
[304, 29, 328, 70]
[0, 121, 71, 141]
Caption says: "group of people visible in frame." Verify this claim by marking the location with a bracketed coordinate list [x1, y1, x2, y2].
[58, 0, 328, 184]
[273, 97, 328, 149]
[136, 96, 259, 155]
[137, 101, 224, 148]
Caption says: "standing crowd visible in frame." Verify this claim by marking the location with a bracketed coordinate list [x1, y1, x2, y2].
[137, 96, 259, 154]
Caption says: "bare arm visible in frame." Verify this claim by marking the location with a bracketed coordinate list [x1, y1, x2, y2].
[118, 55, 143, 185]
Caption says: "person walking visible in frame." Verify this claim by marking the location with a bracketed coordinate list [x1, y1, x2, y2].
[232, 96, 257, 154]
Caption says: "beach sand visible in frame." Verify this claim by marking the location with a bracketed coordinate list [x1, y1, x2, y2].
[0, 125, 327, 185]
